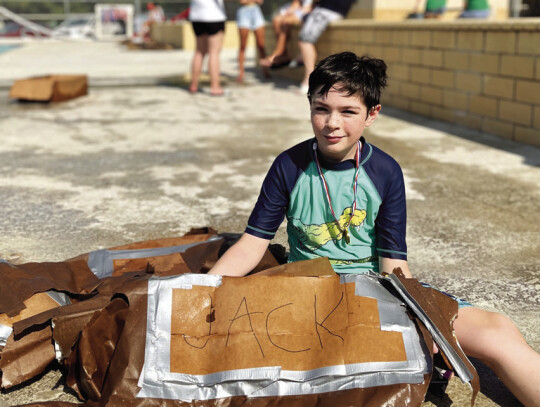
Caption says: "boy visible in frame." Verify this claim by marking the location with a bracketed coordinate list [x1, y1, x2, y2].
[210, 52, 540, 407]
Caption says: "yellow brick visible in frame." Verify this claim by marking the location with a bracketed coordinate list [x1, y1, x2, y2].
[516, 80, 540, 104]
[500, 55, 535, 79]
[402, 48, 421, 65]
[411, 30, 431, 47]
[443, 51, 469, 70]
[410, 67, 431, 84]
[382, 46, 402, 63]
[400, 82, 421, 99]
[514, 126, 540, 147]
[499, 100, 533, 126]
[455, 112, 482, 130]
[421, 49, 443, 68]
[420, 86, 443, 105]
[483, 76, 514, 99]
[409, 101, 432, 117]
[469, 95, 498, 118]
[431, 69, 454, 88]
[353, 30, 375, 44]
[443, 90, 468, 110]
[535, 106, 540, 129]
[432, 106, 455, 122]
[389, 64, 409, 81]
[482, 118, 514, 140]
[485, 32, 517, 54]
[391, 30, 410, 46]
[455, 72, 482, 93]
[457, 31, 484, 51]
[385, 97, 410, 111]
[431, 31, 456, 50]
[374, 30, 393, 45]
[517, 32, 540, 55]
[470, 54, 499, 75]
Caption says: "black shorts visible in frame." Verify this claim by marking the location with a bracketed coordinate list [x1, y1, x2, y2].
[192, 21, 225, 37]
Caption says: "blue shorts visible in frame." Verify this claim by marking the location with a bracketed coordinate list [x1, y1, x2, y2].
[459, 9, 490, 18]
[236, 4, 265, 30]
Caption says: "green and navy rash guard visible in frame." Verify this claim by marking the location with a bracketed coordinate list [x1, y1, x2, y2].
[245, 137, 407, 274]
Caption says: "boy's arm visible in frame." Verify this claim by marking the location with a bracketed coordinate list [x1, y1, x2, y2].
[379, 257, 413, 278]
[208, 233, 270, 276]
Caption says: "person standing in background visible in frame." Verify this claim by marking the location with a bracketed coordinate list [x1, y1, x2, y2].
[189, 0, 227, 95]
[297, 0, 356, 94]
[459, 0, 490, 18]
[236, 0, 269, 83]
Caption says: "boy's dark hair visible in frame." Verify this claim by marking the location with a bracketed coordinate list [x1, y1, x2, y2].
[307, 52, 388, 110]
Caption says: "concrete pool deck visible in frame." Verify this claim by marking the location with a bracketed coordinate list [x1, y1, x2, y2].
[0, 39, 538, 407]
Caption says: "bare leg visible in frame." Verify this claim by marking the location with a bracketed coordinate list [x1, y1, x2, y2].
[253, 26, 270, 78]
[454, 307, 540, 407]
[298, 40, 317, 89]
[207, 30, 224, 94]
[237, 28, 250, 83]
[190, 34, 208, 93]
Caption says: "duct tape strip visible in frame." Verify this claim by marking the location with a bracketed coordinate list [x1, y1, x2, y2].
[87, 237, 222, 279]
[0, 323, 13, 347]
[46, 291, 72, 307]
[137, 274, 429, 401]
[384, 274, 474, 387]
[0, 259, 9, 264]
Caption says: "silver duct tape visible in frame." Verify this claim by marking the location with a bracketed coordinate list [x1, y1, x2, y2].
[0, 259, 9, 264]
[384, 274, 474, 387]
[87, 237, 222, 279]
[137, 274, 429, 401]
[0, 323, 13, 347]
[46, 290, 72, 307]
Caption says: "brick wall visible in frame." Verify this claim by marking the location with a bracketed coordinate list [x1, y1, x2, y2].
[269, 19, 540, 147]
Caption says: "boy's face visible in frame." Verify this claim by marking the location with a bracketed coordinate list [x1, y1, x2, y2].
[310, 85, 380, 162]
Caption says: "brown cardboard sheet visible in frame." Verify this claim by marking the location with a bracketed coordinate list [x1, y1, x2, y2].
[0, 259, 99, 317]
[392, 268, 480, 405]
[9, 75, 88, 102]
[64, 261, 439, 407]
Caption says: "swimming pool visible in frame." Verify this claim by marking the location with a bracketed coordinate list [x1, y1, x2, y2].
[0, 44, 20, 54]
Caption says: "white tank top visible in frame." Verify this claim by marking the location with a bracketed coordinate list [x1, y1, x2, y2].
[189, 0, 226, 22]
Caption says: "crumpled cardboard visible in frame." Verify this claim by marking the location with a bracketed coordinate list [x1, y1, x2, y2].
[63, 259, 477, 407]
[9, 75, 88, 103]
[0, 230, 478, 406]
[0, 229, 279, 389]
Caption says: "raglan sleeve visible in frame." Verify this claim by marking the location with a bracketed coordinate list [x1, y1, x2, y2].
[375, 162, 407, 260]
[245, 154, 291, 240]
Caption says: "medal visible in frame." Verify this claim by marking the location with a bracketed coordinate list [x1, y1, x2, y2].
[343, 229, 351, 245]
[313, 140, 362, 245]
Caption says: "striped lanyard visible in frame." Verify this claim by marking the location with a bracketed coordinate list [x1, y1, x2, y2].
[313, 140, 362, 244]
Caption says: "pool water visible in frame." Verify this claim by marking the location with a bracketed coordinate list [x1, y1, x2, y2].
[0, 44, 20, 54]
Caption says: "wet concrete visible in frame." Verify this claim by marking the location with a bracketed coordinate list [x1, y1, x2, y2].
[0, 40, 539, 407]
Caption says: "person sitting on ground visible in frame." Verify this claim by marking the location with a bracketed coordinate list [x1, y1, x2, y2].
[236, 0, 269, 83]
[297, 0, 355, 94]
[259, 0, 313, 69]
[188, 0, 227, 95]
[209, 52, 540, 407]
[459, 0, 491, 18]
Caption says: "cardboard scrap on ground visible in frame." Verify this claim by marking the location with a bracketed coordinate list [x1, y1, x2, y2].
[9, 75, 88, 102]
[0, 229, 479, 407]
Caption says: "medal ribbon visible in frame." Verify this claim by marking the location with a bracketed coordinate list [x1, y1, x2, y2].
[313, 140, 362, 241]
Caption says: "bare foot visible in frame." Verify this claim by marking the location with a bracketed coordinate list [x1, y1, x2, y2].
[189, 84, 198, 94]
[236, 73, 244, 83]
[259, 55, 275, 67]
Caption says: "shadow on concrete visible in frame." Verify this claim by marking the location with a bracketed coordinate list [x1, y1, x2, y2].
[381, 106, 540, 168]
[471, 358, 524, 407]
